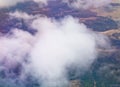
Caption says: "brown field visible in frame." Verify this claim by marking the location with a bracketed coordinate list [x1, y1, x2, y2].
[91, 0, 120, 20]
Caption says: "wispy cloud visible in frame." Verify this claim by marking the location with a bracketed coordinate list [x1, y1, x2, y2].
[0, 0, 112, 9]
[63, 0, 112, 9]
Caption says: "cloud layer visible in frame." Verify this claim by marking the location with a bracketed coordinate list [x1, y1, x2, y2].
[0, 0, 50, 8]
[0, 11, 110, 86]
[63, 0, 112, 9]
[33, 0, 48, 5]
[29, 16, 109, 87]
[0, 0, 112, 9]
[0, 0, 25, 8]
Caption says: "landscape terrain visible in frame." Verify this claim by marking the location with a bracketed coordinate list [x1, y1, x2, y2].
[0, 0, 120, 87]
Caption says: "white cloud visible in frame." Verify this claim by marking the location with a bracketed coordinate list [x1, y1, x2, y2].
[0, 0, 51, 8]
[33, 0, 48, 5]
[0, 12, 110, 86]
[0, 0, 25, 8]
[0, 29, 33, 67]
[32, 0, 112, 9]
[29, 16, 109, 87]
[0, 0, 112, 9]
[9, 11, 35, 20]
[63, 0, 112, 9]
